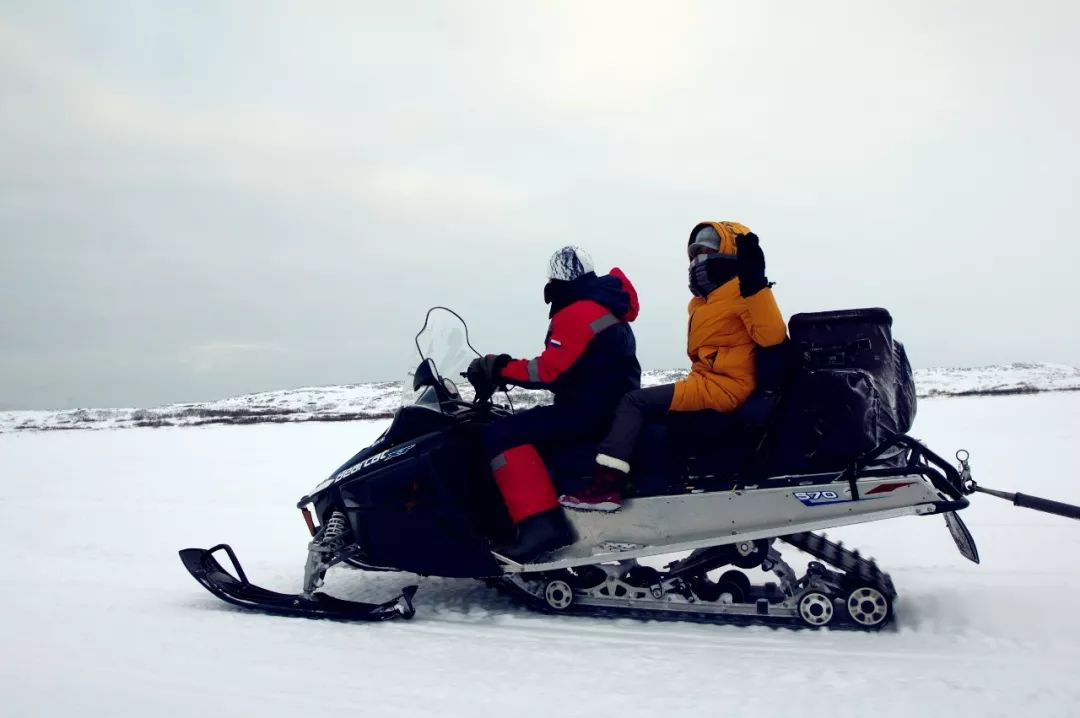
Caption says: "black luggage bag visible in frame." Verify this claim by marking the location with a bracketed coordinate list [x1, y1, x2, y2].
[770, 308, 916, 473]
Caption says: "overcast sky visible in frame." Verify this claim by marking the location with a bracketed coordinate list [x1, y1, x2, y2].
[2, 1, 1079, 410]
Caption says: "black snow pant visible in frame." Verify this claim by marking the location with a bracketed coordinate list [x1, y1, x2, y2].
[596, 384, 676, 466]
[483, 403, 613, 458]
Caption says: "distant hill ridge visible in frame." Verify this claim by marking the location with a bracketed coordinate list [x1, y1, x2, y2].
[2, 362, 1078, 433]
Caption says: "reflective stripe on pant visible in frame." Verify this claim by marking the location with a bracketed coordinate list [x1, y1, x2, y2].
[490, 444, 559, 524]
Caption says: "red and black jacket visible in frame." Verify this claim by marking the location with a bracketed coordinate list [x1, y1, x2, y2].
[498, 269, 641, 415]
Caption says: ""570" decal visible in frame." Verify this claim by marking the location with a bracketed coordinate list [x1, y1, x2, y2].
[793, 490, 847, 506]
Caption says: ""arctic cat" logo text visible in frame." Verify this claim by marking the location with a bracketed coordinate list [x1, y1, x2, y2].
[336, 443, 417, 480]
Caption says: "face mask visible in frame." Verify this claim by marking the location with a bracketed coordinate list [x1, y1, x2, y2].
[688, 255, 738, 298]
[688, 261, 713, 298]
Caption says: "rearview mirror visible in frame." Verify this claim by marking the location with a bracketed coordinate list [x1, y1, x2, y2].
[413, 358, 438, 391]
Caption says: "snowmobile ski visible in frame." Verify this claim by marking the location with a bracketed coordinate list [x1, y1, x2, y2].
[179, 544, 417, 621]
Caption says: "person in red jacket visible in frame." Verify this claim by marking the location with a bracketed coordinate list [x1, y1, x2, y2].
[468, 246, 641, 562]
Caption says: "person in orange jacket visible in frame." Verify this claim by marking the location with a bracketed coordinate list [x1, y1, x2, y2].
[560, 221, 787, 511]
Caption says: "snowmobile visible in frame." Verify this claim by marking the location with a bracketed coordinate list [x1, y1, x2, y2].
[180, 307, 1080, 630]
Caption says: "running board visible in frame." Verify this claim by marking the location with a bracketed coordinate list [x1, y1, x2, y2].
[507, 503, 936, 573]
[503, 471, 963, 573]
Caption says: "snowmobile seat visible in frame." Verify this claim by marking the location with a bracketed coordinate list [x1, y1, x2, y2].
[631, 342, 793, 493]
[543, 342, 793, 497]
[543, 393, 783, 497]
[540, 408, 756, 496]
[636, 405, 772, 491]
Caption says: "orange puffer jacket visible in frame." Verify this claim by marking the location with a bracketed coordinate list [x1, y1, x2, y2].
[669, 278, 787, 412]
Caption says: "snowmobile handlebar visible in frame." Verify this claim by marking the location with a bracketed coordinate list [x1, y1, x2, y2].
[459, 371, 501, 408]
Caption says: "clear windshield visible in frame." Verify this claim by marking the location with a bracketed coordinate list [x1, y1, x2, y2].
[402, 307, 480, 407]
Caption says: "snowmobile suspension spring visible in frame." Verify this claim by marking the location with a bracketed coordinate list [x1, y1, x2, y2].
[323, 511, 348, 542]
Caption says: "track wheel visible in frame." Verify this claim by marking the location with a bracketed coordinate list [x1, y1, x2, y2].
[544, 579, 575, 611]
[623, 565, 662, 588]
[731, 539, 771, 569]
[564, 565, 606, 589]
[715, 570, 752, 603]
[688, 575, 721, 602]
[690, 570, 751, 603]
[797, 591, 835, 628]
[845, 585, 891, 629]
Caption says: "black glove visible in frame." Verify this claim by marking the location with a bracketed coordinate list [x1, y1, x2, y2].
[467, 354, 510, 402]
[735, 232, 769, 297]
[706, 256, 738, 287]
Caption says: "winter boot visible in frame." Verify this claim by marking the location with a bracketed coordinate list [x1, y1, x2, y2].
[488, 444, 574, 562]
[559, 458, 628, 512]
[495, 507, 574, 563]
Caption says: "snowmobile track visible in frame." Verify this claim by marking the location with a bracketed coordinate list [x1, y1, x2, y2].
[781, 532, 896, 598]
[494, 531, 898, 630]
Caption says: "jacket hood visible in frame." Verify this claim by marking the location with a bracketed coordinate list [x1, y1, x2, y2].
[605, 267, 640, 321]
[546, 268, 639, 321]
[579, 268, 639, 322]
[688, 220, 753, 259]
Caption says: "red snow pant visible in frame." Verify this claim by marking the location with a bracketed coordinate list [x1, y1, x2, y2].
[488, 445, 557, 523]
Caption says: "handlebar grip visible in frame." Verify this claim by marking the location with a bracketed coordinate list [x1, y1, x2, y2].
[1012, 492, 1080, 520]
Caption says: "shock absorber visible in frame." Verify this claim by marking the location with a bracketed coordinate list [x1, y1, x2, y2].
[303, 510, 350, 596]
[322, 511, 349, 547]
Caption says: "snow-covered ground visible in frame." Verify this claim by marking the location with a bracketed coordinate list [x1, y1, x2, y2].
[3, 362, 1079, 433]
[2, 391, 1079, 716]
[916, 362, 1080, 397]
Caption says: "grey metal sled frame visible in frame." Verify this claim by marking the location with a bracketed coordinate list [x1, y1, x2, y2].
[482, 436, 975, 630]
[499, 434, 969, 574]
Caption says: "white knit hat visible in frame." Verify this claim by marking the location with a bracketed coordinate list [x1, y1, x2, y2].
[546, 246, 595, 281]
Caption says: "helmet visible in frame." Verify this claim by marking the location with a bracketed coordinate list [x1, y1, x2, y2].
[547, 246, 595, 281]
[687, 221, 752, 262]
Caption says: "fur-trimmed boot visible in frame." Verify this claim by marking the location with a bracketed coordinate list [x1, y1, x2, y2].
[559, 455, 629, 512]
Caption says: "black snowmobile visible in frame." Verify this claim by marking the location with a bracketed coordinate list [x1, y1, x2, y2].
[180, 307, 1080, 629]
